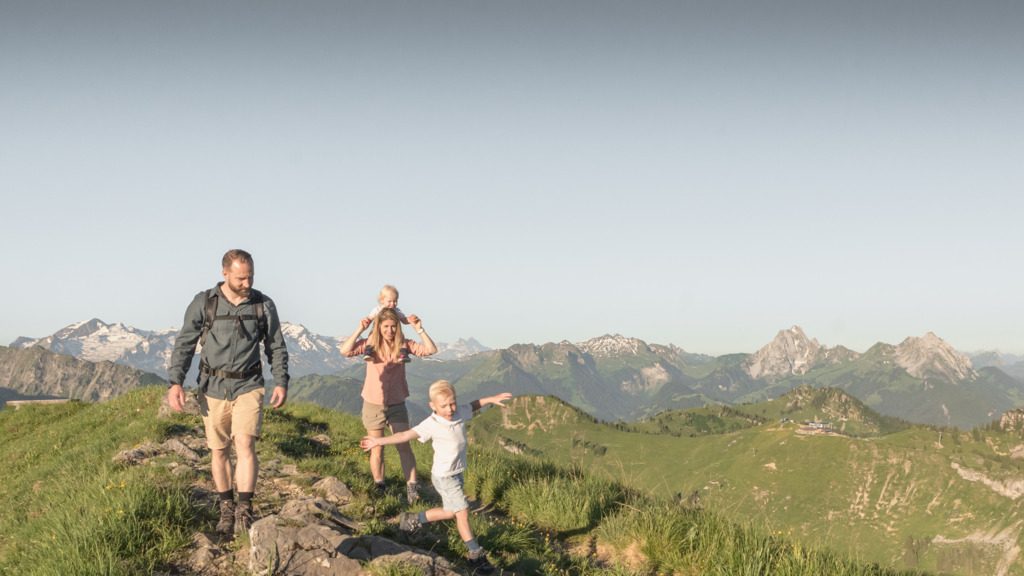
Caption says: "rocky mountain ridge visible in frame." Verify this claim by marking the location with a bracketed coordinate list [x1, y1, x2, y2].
[744, 326, 980, 385]
[0, 345, 164, 404]
[10, 319, 1022, 429]
[576, 334, 651, 357]
[745, 326, 833, 379]
[12, 319, 490, 380]
[893, 332, 976, 382]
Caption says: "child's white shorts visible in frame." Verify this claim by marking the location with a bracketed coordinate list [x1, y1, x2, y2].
[432, 473, 469, 513]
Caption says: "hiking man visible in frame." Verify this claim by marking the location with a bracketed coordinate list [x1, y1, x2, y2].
[166, 249, 290, 537]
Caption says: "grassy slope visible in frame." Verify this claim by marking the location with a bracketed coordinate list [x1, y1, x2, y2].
[625, 404, 766, 437]
[0, 391, 198, 575]
[1, 388, 934, 576]
[471, 395, 1024, 576]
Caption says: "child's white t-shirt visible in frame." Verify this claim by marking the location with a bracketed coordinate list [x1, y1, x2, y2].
[412, 406, 474, 478]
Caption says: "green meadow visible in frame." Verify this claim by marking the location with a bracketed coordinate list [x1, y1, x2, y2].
[470, 394, 1024, 575]
[0, 386, 936, 575]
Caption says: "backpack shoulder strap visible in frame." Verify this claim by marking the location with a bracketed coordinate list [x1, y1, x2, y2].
[199, 288, 219, 347]
[250, 289, 267, 340]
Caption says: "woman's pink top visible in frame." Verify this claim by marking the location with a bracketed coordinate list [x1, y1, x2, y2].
[349, 339, 430, 405]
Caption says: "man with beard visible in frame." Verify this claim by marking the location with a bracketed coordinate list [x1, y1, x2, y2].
[166, 249, 289, 537]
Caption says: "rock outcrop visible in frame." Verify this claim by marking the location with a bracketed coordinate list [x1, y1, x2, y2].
[249, 497, 457, 576]
[1000, 409, 1024, 435]
[0, 345, 164, 402]
[746, 326, 834, 379]
[894, 332, 976, 382]
[576, 334, 650, 358]
[114, 408, 462, 575]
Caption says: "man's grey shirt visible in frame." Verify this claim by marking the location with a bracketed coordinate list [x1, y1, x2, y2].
[168, 283, 290, 400]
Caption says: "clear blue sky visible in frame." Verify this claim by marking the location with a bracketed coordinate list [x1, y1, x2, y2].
[2, 1, 1021, 355]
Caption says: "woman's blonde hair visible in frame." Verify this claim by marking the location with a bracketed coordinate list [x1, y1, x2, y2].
[428, 380, 456, 403]
[367, 308, 406, 361]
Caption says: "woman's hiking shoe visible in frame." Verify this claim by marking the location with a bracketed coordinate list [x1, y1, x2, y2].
[398, 347, 412, 363]
[406, 481, 420, 504]
[399, 512, 422, 532]
[467, 551, 496, 575]
[362, 345, 375, 362]
[235, 501, 254, 535]
[215, 500, 236, 535]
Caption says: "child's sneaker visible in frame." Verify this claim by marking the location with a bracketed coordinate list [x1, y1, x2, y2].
[398, 346, 411, 363]
[399, 511, 422, 532]
[405, 481, 419, 504]
[467, 550, 495, 575]
[362, 345, 375, 362]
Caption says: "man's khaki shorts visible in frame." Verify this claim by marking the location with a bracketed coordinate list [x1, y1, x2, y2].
[198, 388, 266, 450]
[361, 401, 410, 431]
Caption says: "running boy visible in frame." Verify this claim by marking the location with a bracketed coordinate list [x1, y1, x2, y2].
[363, 284, 411, 362]
[360, 381, 512, 575]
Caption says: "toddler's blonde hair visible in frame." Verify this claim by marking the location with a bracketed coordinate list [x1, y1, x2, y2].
[379, 284, 399, 299]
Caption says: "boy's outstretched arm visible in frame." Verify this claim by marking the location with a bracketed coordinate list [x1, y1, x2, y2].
[359, 429, 419, 451]
[472, 392, 513, 412]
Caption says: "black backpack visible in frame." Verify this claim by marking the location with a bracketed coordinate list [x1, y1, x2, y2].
[198, 288, 267, 347]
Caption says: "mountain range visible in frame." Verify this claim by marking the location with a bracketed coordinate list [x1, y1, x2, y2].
[10, 318, 489, 381]
[289, 327, 1024, 429]
[10, 320, 1024, 429]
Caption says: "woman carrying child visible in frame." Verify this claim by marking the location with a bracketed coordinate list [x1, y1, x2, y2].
[339, 307, 437, 503]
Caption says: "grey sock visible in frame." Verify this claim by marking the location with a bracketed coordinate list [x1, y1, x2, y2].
[465, 538, 482, 554]
[418, 511, 428, 524]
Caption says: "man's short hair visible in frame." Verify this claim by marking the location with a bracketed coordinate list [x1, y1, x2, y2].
[222, 249, 254, 269]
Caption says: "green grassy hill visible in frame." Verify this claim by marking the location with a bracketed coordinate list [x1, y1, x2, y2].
[470, 393, 1024, 576]
[625, 403, 767, 437]
[1, 387, 932, 576]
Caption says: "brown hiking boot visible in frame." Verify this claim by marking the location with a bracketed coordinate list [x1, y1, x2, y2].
[235, 501, 254, 535]
[215, 500, 235, 535]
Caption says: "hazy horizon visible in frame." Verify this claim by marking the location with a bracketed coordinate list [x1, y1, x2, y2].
[2, 1, 1021, 356]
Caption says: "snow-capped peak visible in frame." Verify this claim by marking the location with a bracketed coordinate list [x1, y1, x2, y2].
[281, 322, 309, 338]
[576, 334, 649, 357]
[435, 338, 490, 360]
